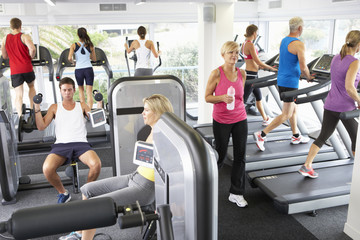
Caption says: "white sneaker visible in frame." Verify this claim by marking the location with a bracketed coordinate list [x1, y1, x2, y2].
[262, 116, 273, 126]
[229, 193, 248, 208]
[254, 131, 266, 151]
[291, 135, 310, 145]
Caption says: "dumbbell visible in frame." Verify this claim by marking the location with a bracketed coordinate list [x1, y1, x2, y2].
[33, 93, 43, 104]
[93, 90, 103, 101]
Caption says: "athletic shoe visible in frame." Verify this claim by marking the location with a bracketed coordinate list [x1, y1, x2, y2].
[291, 135, 310, 145]
[228, 193, 248, 208]
[262, 116, 273, 126]
[298, 165, 319, 178]
[58, 231, 82, 240]
[254, 131, 266, 151]
[57, 191, 71, 204]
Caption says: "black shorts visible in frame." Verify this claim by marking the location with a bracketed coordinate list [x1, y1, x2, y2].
[278, 86, 298, 102]
[11, 71, 35, 88]
[75, 67, 94, 86]
[50, 142, 92, 165]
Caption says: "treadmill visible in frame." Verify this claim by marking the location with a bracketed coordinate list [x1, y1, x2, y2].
[247, 54, 355, 214]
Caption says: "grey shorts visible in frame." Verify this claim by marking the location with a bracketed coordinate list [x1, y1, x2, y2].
[134, 68, 153, 77]
[80, 171, 155, 207]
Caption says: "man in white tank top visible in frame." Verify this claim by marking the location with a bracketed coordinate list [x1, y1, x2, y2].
[34, 77, 101, 204]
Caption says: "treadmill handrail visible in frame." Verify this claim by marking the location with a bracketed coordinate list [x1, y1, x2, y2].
[339, 109, 360, 120]
[280, 79, 331, 99]
[252, 79, 277, 88]
[245, 72, 278, 85]
[294, 90, 329, 104]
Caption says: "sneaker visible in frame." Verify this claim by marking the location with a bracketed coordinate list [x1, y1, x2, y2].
[262, 116, 272, 126]
[57, 191, 71, 204]
[298, 165, 319, 178]
[291, 135, 310, 144]
[254, 131, 266, 151]
[228, 193, 248, 208]
[59, 231, 82, 240]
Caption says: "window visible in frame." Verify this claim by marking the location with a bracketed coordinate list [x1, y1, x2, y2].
[268, 20, 332, 62]
[333, 19, 360, 58]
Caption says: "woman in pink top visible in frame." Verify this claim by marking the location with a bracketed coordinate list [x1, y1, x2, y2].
[205, 41, 248, 208]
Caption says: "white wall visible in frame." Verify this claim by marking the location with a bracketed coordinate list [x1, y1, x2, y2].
[1, 0, 359, 26]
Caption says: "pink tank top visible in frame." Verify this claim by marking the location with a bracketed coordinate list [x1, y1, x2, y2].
[242, 40, 258, 60]
[213, 66, 247, 124]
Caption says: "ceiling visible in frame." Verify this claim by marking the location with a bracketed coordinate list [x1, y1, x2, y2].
[0, 0, 237, 3]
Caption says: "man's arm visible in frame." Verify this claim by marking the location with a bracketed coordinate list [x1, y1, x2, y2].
[34, 103, 56, 131]
[22, 34, 36, 59]
[1, 36, 8, 59]
[81, 102, 92, 118]
[295, 41, 312, 81]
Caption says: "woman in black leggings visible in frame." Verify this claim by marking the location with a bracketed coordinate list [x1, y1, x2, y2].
[241, 24, 277, 126]
[299, 30, 360, 178]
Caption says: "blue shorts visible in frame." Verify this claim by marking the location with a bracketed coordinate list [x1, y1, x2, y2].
[75, 67, 94, 86]
[50, 142, 92, 165]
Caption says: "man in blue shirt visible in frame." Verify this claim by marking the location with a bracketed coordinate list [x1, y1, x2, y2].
[254, 16, 313, 151]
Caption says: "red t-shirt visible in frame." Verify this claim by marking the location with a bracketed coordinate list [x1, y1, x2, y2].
[5, 33, 33, 75]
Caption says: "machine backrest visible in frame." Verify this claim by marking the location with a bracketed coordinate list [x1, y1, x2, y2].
[108, 75, 186, 176]
[153, 112, 218, 240]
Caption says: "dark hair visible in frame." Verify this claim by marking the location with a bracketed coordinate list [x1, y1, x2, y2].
[59, 77, 75, 89]
[244, 24, 258, 38]
[10, 18, 22, 30]
[137, 26, 147, 39]
[77, 27, 94, 48]
[340, 30, 360, 60]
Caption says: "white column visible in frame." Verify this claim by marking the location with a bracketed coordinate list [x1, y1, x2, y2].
[197, 2, 234, 124]
[344, 118, 360, 239]
[31, 25, 46, 102]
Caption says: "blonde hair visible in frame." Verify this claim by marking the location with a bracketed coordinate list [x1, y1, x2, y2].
[244, 24, 258, 38]
[143, 94, 174, 120]
[289, 17, 304, 33]
[340, 30, 360, 60]
[221, 41, 240, 56]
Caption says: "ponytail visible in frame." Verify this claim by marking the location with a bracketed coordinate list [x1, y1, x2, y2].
[137, 26, 147, 40]
[340, 30, 360, 60]
[77, 27, 94, 48]
[340, 44, 348, 60]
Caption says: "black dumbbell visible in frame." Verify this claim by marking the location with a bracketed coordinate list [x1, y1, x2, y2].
[33, 93, 43, 104]
[93, 90, 103, 101]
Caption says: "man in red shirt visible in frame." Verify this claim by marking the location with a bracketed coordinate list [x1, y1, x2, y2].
[1, 17, 36, 117]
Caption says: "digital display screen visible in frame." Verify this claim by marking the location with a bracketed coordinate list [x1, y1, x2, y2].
[133, 141, 154, 168]
[92, 110, 105, 123]
[89, 109, 106, 128]
[312, 54, 334, 74]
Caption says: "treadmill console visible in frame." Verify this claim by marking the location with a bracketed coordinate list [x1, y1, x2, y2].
[311, 54, 334, 74]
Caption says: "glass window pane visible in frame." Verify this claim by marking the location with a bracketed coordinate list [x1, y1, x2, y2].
[269, 20, 331, 61]
[333, 19, 360, 58]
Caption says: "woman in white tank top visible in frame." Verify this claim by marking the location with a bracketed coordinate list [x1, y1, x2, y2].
[124, 26, 161, 76]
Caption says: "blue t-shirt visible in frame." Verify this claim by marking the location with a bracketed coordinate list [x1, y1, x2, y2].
[277, 37, 301, 88]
